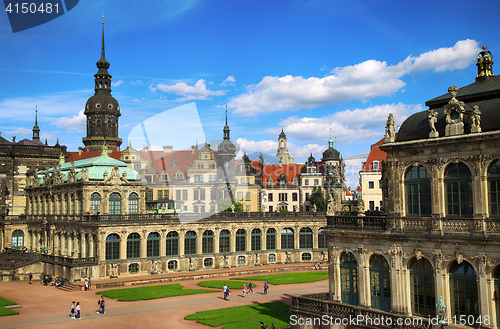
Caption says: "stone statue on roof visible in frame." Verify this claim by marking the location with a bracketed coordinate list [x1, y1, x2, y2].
[471, 105, 482, 133]
[428, 109, 438, 138]
[385, 113, 395, 143]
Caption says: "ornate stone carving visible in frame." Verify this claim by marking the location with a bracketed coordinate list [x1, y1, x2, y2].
[427, 109, 439, 138]
[385, 113, 395, 143]
[357, 198, 365, 217]
[455, 251, 464, 264]
[444, 86, 466, 136]
[326, 194, 335, 216]
[470, 105, 482, 133]
[110, 263, 118, 277]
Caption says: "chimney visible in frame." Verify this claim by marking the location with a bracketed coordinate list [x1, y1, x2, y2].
[163, 146, 173, 153]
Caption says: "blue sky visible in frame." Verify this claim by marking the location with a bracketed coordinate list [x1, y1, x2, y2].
[0, 0, 498, 187]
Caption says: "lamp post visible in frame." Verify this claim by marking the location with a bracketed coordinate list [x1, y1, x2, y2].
[436, 296, 447, 325]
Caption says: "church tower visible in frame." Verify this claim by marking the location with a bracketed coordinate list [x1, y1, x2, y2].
[275, 127, 294, 164]
[216, 107, 237, 200]
[32, 106, 41, 143]
[82, 16, 122, 151]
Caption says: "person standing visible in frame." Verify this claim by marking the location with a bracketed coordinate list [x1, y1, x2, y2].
[227, 287, 231, 301]
[223, 283, 228, 300]
[75, 302, 81, 319]
[70, 301, 75, 319]
[100, 297, 105, 314]
[248, 281, 254, 294]
[85, 279, 88, 291]
[29, 272, 32, 284]
[264, 281, 268, 295]
[242, 284, 247, 297]
[88, 278, 92, 291]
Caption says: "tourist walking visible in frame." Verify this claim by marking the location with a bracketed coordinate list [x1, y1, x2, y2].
[248, 281, 254, 294]
[85, 279, 88, 291]
[227, 288, 231, 301]
[29, 272, 32, 284]
[264, 281, 268, 295]
[88, 278, 92, 290]
[100, 297, 105, 314]
[70, 301, 75, 319]
[223, 283, 228, 300]
[97, 296, 105, 314]
[75, 302, 81, 319]
[242, 284, 246, 297]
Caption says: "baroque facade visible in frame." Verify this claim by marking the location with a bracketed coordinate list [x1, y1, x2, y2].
[291, 46, 500, 329]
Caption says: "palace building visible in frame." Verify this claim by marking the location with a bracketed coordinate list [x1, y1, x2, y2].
[291, 46, 500, 329]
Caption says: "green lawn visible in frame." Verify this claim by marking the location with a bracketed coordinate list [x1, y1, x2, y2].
[233, 271, 328, 285]
[185, 301, 290, 329]
[0, 296, 19, 316]
[197, 280, 257, 289]
[98, 283, 218, 301]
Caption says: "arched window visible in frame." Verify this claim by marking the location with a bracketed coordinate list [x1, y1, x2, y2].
[494, 267, 500, 328]
[127, 233, 141, 259]
[299, 227, 313, 249]
[202, 230, 214, 254]
[109, 193, 122, 215]
[410, 258, 435, 317]
[219, 230, 230, 253]
[266, 228, 276, 251]
[450, 260, 479, 321]
[370, 254, 391, 312]
[318, 228, 327, 250]
[340, 252, 359, 306]
[90, 193, 101, 214]
[236, 229, 246, 253]
[405, 165, 431, 216]
[11, 230, 24, 250]
[147, 232, 160, 258]
[251, 228, 261, 252]
[185, 231, 197, 256]
[445, 163, 473, 217]
[105, 234, 120, 261]
[488, 160, 500, 216]
[166, 231, 178, 256]
[129, 193, 139, 214]
[281, 228, 294, 250]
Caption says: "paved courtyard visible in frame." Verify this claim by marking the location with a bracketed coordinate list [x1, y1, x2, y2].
[0, 269, 328, 329]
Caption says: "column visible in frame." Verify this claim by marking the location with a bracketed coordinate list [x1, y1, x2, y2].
[312, 227, 319, 250]
[293, 225, 300, 250]
[261, 226, 267, 253]
[178, 229, 185, 258]
[120, 231, 127, 261]
[230, 228, 236, 254]
[160, 229, 166, 258]
[333, 255, 341, 302]
[140, 230, 147, 259]
[196, 229, 203, 256]
[81, 232, 86, 258]
[89, 234, 94, 259]
[98, 232, 106, 261]
[478, 261, 492, 327]
[246, 228, 251, 253]
[276, 227, 282, 251]
[213, 229, 220, 256]
[358, 251, 371, 308]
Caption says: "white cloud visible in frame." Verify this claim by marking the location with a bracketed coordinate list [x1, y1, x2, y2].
[54, 109, 86, 132]
[221, 76, 236, 86]
[273, 103, 423, 144]
[7, 127, 31, 135]
[40, 132, 55, 144]
[152, 79, 225, 102]
[112, 79, 124, 87]
[228, 40, 480, 116]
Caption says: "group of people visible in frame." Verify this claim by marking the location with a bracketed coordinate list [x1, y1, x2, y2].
[49, 277, 64, 287]
[70, 301, 81, 320]
[69, 296, 105, 320]
[223, 281, 269, 300]
[84, 278, 92, 291]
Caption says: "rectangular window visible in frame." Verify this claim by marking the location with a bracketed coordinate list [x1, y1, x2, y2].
[182, 190, 188, 200]
[200, 189, 205, 200]
[306, 193, 310, 201]
[158, 190, 163, 199]
[373, 161, 379, 170]
[292, 193, 297, 201]
[314, 179, 319, 185]
[194, 190, 199, 200]
[269, 206, 273, 212]
[147, 190, 153, 201]
[195, 175, 203, 182]
[369, 181, 375, 189]
[245, 192, 251, 201]
[305, 179, 309, 185]
[211, 189, 216, 200]
[246, 205, 251, 212]
[369, 201, 375, 211]
[165, 190, 169, 199]
[268, 193, 273, 202]
[237, 192, 243, 201]
[176, 190, 181, 200]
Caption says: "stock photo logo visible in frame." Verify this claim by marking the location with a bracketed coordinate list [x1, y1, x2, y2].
[4, 0, 79, 32]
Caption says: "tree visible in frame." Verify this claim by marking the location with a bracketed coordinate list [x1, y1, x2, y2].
[309, 187, 326, 211]
[210, 198, 244, 212]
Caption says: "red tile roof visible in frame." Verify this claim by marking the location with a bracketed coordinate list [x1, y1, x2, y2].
[261, 163, 304, 186]
[66, 150, 122, 162]
[360, 137, 386, 172]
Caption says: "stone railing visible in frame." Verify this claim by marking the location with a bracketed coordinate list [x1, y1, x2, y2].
[327, 215, 387, 230]
[40, 254, 98, 267]
[0, 250, 42, 270]
[292, 293, 430, 329]
[18, 211, 326, 224]
[326, 215, 500, 236]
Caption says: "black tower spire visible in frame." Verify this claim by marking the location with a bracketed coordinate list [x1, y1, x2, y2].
[32, 105, 40, 142]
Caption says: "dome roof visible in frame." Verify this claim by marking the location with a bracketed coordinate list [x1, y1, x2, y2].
[322, 147, 340, 160]
[397, 76, 500, 142]
[217, 139, 236, 153]
[85, 94, 120, 115]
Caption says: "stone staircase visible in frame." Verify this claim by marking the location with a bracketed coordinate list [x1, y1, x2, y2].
[56, 282, 81, 292]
